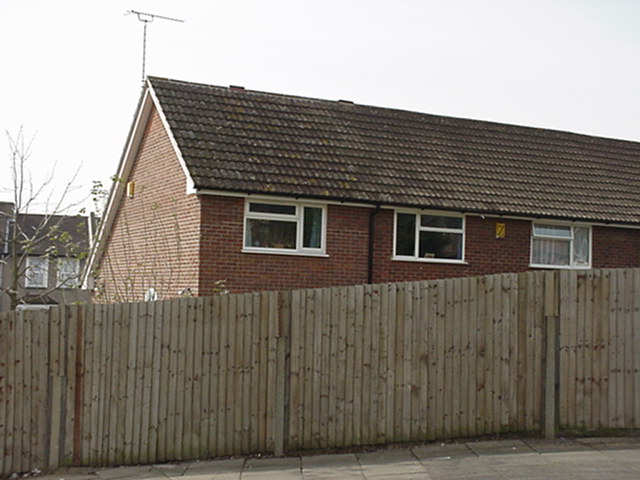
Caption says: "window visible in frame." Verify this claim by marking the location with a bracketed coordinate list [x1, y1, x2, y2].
[531, 223, 590, 268]
[394, 211, 464, 262]
[244, 200, 325, 254]
[57, 257, 80, 288]
[25, 256, 48, 288]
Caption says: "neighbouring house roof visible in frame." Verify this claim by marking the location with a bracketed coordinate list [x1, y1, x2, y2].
[0, 206, 92, 258]
[15, 214, 92, 256]
[147, 76, 640, 225]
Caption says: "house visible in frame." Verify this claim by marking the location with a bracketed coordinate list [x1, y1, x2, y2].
[0, 201, 94, 311]
[86, 76, 640, 302]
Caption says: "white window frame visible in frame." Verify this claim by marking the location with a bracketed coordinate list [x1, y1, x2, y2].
[57, 257, 80, 289]
[25, 256, 49, 288]
[530, 222, 592, 269]
[242, 199, 328, 256]
[393, 209, 466, 263]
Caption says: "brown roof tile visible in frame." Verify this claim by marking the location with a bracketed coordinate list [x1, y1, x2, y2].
[149, 76, 640, 224]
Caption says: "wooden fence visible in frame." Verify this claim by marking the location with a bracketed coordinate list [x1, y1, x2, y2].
[1, 269, 640, 475]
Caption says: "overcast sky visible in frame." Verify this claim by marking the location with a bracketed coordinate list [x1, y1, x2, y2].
[1, 0, 640, 213]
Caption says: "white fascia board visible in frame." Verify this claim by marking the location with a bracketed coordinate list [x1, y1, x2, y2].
[195, 188, 384, 209]
[147, 84, 197, 195]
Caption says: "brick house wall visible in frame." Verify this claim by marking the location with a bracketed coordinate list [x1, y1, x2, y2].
[198, 197, 370, 294]
[592, 226, 640, 268]
[197, 199, 640, 294]
[96, 108, 201, 302]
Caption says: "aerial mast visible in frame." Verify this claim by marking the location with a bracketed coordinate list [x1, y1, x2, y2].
[126, 10, 185, 84]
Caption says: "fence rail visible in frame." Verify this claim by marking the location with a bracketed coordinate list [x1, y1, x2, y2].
[1, 269, 640, 475]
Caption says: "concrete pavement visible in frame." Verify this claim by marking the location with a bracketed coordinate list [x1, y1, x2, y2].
[32, 436, 640, 479]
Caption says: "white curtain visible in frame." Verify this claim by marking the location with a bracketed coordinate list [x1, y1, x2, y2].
[532, 238, 570, 266]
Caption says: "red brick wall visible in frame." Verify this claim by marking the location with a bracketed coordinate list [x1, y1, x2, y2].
[95, 107, 201, 302]
[592, 226, 640, 268]
[371, 210, 532, 283]
[198, 196, 370, 294]
[198, 201, 640, 293]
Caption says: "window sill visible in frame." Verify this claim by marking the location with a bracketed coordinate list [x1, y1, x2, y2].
[530, 264, 591, 270]
[242, 248, 329, 258]
[392, 256, 468, 265]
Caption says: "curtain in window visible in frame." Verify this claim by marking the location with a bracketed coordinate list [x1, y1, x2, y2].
[532, 238, 570, 266]
[572, 227, 590, 266]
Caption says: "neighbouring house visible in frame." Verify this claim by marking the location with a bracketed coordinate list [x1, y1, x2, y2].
[0, 201, 94, 311]
[86, 76, 640, 302]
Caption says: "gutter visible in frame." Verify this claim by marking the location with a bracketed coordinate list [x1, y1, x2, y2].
[368, 205, 381, 284]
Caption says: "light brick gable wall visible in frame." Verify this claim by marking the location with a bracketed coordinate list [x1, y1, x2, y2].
[95, 107, 201, 302]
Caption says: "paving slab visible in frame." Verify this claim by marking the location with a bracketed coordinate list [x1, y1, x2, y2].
[181, 458, 245, 478]
[94, 465, 161, 479]
[522, 437, 591, 453]
[242, 456, 302, 479]
[412, 442, 476, 460]
[356, 449, 427, 478]
[466, 439, 534, 456]
[301, 453, 365, 479]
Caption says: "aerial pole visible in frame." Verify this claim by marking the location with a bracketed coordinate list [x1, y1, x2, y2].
[126, 10, 185, 84]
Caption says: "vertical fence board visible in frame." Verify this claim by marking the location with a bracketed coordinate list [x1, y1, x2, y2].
[369, 284, 382, 444]
[287, 290, 301, 449]
[156, 300, 171, 460]
[376, 284, 389, 443]
[0, 313, 7, 475]
[352, 285, 364, 446]
[149, 299, 163, 462]
[409, 282, 422, 440]
[417, 282, 429, 441]
[396, 282, 407, 442]
[302, 289, 314, 447]
[248, 293, 260, 452]
[625, 270, 636, 426]
[203, 297, 217, 456]
[181, 299, 196, 459]
[216, 294, 230, 456]
[634, 270, 640, 427]
[361, 285, 373, 444]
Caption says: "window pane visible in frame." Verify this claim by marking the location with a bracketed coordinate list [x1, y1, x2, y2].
[533, 224, 571, 238]
[246, 219, 297, 249]
[395, 213, 416, 256]
[572, 227, 590, 266]
[419, 231, 462, 259]
[58, 258, 80, 288]
[532, 238, 570, 265]
[421, 215, 462, 230]
[249, 202, 296, 215]
[303, 207, 322, 249]
[26, 256, 48, 288]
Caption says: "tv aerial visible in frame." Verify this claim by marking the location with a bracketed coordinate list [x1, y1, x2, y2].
[126, 10, 185, 84]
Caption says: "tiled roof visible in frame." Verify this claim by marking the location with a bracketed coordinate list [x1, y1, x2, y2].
[149, 76, 640, 224]
[15, 214, 90, 256]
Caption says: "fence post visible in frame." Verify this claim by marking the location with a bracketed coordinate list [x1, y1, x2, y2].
[273, 291, 291, 456]
[543, 271, 560, 439]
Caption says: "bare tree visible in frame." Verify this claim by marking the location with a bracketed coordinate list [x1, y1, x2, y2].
[0, 127, 90, 310]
